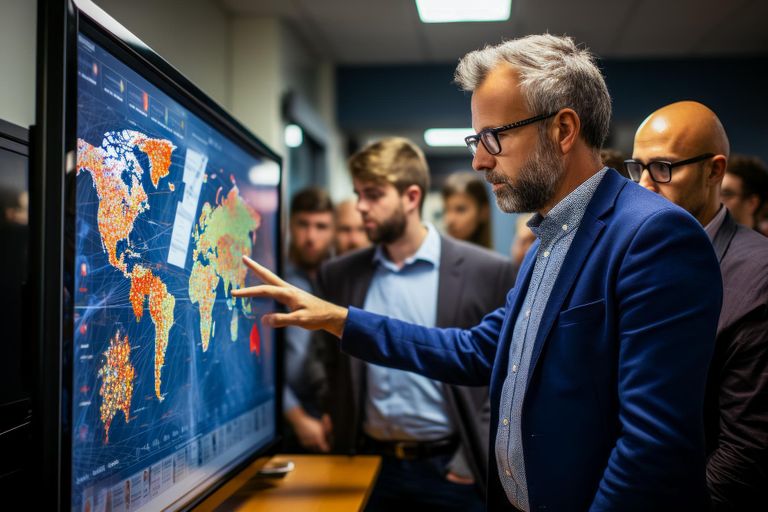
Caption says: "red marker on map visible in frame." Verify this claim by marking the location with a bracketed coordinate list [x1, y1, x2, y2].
[250, 323, 261, 356]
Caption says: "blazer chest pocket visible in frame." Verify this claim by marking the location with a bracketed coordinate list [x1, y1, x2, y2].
[558, 298, 605, 327]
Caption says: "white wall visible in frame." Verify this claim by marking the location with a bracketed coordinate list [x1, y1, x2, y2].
[317, 63, 353, 202]
[279, 25, 351, 201]
[230, 16, 351, 200]
[230, 17, 283, 151]
[0, 0, 37, 128]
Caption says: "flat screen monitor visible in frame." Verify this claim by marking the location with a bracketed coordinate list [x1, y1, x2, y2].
[34, 1, 283, 510]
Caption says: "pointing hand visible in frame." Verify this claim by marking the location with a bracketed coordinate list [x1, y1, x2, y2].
[232, 256, 348, 338]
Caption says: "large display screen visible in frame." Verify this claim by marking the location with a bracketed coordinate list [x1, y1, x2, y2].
[70, 29, 279, 511]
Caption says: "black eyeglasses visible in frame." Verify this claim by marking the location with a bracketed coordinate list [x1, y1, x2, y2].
[623, 153, 715, 183]
[465, 111, 558, 156]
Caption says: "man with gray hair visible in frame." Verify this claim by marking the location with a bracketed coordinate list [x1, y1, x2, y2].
[234, 34, 722, 511]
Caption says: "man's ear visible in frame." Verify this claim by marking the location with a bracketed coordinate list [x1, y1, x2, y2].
[403, 184, 422, 213]
[552, 108, 580, 155]
[709, 155, 727, 185]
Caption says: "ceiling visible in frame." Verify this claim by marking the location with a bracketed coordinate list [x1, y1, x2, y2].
[219, 0, 768, 64]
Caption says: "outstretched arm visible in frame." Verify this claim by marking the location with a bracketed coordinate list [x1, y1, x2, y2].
[233, 255, 504, 386]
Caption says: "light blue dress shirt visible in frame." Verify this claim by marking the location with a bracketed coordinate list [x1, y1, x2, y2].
[496, 169, 608, 511]
[363, 223, 454, 441]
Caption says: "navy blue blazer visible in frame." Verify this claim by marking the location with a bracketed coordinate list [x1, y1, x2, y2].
[340, 169, 723, 511]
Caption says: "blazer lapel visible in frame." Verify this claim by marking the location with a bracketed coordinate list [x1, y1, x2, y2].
[711, 209, 738, 263]
[347, 251, 377, 427]
[526, 170, 625, 386]
[349, 253, 376, 309]
[436, 236, 464, 328]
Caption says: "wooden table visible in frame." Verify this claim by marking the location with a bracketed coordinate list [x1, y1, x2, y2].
[195, 455, 381, 511]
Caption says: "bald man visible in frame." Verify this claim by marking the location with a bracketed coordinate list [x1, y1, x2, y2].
[630, 101, 768, 510]
[334, 198, 370, 255]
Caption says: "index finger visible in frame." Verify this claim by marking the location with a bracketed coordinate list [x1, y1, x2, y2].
[242, 255, 287, 286]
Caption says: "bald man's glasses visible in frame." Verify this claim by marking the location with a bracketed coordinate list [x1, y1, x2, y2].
[465, 112, 558, 156]
[623, 153, 715, 183]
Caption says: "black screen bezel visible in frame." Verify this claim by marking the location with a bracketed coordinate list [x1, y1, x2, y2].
[34, 1, 284, 509]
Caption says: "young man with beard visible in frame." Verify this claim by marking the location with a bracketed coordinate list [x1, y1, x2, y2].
[315, 137, 514, 511]
[234, 35, 722, 511]
[282, 187, 335, 452]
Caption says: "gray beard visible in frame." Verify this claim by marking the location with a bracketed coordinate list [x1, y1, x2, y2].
[487, 134, 564, 213]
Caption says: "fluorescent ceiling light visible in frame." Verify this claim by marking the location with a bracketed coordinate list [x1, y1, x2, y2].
[284, 124, 303, 148]
[416, 0, 511, 23]
[424, 128, 474, 147]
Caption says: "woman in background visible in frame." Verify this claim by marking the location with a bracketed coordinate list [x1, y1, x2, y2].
[441, 171, 492, 249]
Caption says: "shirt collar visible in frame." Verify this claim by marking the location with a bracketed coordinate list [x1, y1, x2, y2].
[704, 204, 727, 242]
[372, 223, 441, 271]
[528, 167, 608, 245]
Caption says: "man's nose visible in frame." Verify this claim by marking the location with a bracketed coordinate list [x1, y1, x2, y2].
[638, 170, 657, 192]
[471, 143, 494, 172]
[306, 227, 321, 242]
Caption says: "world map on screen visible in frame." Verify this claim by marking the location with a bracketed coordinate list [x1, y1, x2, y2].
[76, 129, 263, 440]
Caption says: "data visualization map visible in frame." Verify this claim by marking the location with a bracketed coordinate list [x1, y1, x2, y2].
[72, 33, 278, 512]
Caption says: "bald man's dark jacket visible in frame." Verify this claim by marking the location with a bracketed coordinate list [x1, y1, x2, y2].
[312, 235, 516, 494]
[705, 209, 768, 510]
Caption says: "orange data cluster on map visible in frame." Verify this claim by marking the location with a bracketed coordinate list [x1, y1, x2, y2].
[98, 330, 135, 443]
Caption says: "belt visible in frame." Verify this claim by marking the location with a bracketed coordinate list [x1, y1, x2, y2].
[362, 435, 459, 460]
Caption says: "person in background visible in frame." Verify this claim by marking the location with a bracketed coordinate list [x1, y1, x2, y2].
[600, 148, 630, 179]
[334, 198, 371, 255]
[234, 35, 723, 511]
[509, 213, 535, 270]
[283, 187, 335, 452]
[441, 171, 493, 249]
[720, 154, 768, 231]
[630, 100, 768, 510]
[315, 137, 515, 511]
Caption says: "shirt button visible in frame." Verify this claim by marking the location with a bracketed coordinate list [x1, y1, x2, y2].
[525, 309, 531, 318]
[562, 224, 568, 231]
[543, 250, 550, 257]
[512, 364, 518, 373]
[502, 418, 509, 425]
[505, 469, 512, 477]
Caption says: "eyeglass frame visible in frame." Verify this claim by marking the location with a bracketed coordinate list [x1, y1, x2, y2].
[623, 153, 716, 183]
[464, 111, 559, 156]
